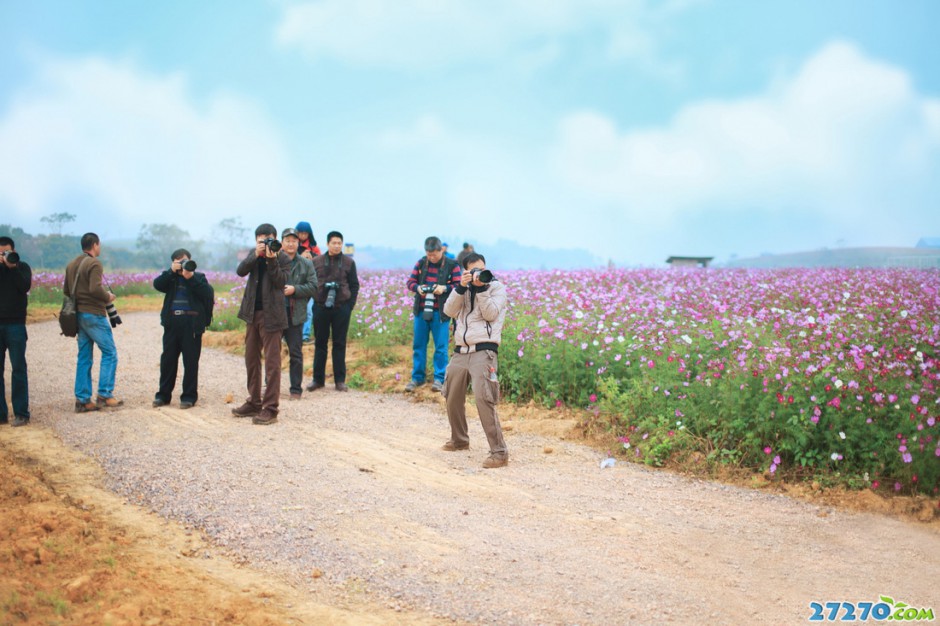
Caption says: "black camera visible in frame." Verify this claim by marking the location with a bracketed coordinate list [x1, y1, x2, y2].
[1, 250, 19, 264]
[106, 302, 122, 328]
[324, 281, 339, 308]
[470, 268, 493, 284]
[419, 285, 436, 321]
[175, 259, 197, 273]
[263, 237, 282, 253]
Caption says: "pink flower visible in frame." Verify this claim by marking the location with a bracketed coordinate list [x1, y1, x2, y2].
[589, 394, 597, 403]
[911, 394, 920, 405]
[763, 446, 772, 455]
[546, 354, 551, 360]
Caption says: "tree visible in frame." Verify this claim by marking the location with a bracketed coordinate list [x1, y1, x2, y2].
[136, 223, 204, 269]
[210, 217, 250, 270]
[40, 212, 77, 236]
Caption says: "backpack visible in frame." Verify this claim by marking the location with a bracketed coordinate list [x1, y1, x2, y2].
[58, 256, 89, 338]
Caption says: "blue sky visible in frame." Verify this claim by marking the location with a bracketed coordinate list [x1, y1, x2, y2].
[1, 0, 938, 266]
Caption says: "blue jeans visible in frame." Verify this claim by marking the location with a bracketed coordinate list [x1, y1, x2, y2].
[412, 311, 450, 384]
[302, 299, 313, 341]
[0, 322, 29, 419]
[75, 312, 118, 402]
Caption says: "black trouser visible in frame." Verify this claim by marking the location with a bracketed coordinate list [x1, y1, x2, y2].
[312, 302, 351, 385]
[156, 315, 203, 404]
[283, 322, 304, 394]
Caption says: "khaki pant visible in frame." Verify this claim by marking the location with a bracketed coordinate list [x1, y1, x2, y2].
[244, 311, 282, 413]
[442, 350, 507, 455]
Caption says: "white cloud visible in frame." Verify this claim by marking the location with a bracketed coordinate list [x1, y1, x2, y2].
[275, 0, 686, 73]
[0, 55, 306, 237]
[554, 41, 940, 225]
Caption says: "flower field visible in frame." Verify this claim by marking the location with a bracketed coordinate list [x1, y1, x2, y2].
[27, 267, 940, 494]
[353, 267, 940, 494]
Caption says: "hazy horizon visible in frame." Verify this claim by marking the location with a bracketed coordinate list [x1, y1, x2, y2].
[2, 1, 938, 266]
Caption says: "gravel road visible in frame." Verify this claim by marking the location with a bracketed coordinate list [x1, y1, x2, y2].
[14, 313, 940, 624]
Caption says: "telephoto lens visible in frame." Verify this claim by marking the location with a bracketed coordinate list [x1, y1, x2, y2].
[183, 260, 197, 272]
[106, 303, 122, 328]
[2, 251, 20, 264]
[324, 282, 339, 308]
[422, 287, 435, 321]
[472, 269, 493, 284]
[264, 238, 282, 253]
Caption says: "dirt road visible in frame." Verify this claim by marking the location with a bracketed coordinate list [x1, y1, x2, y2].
[2, 313, 938, 624]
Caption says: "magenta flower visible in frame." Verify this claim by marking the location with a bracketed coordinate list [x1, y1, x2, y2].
[763, 446, 772, 455]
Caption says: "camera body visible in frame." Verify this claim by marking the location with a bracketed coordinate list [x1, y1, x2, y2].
[419, 285, 436, 321]
[262, 237, 282, 253]
[324, 281, 340, 308]
[0, 250, 20, 265]
[470, 268, 493, 284]
[106, 302, 122, 328]
[175, 259, 197, 273]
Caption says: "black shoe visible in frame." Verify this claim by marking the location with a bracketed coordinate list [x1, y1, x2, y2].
[11, 416, 29, 428]
[231, 402, 261, 418]
[153, 398, 169, 408]
[180, 401, 195, 409]
[335, 382, 349, 392]
[306, 381, 325, 392]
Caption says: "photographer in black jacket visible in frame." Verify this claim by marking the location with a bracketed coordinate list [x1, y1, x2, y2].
[0, 235, 32, 427]
[152, 248, 214, 409]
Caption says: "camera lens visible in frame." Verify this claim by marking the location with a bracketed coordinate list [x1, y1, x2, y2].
[183, 260, 197, 272]
[3, 251, 19, 264]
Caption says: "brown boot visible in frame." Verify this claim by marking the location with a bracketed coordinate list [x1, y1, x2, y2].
[75, 400, 100, 413]
[441, 440, 469, 452]
[252, 409, 278, 426]
[482, 453, 509, 469]
[231, 402, 261, 418]
[96, 396, 124, 409]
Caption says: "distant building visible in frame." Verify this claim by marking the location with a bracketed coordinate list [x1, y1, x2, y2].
[666, 255, 713, 268]
[916, 237, 940, 249]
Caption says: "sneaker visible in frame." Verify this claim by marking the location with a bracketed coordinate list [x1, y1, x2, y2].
[96, 396, 124, 409]
[431, 381, 444, 393]
[11, 416, 29, 428]
[306, 381, 325, 392]
[335, 382, 349, 392]
[231, 402, 261, 418]
[75, 400, 100, 413]
[179, 401, 195, 409]
[482, 454, 509, 469]
[152, 398, 169, 408]
[441, 440, 469, 452]
[252, 410, 278, 426]
[404, 380, 422, 392]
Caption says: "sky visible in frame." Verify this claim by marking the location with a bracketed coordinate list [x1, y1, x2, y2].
[1, 0, 939, 267]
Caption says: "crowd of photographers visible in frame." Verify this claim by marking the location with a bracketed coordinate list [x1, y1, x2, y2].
[0, 226, 509, 468]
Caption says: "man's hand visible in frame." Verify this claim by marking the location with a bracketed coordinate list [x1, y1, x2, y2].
[433, 285, 447, 296]
[284, 285, 296, 296]
[301, 250, 314, 261]
[460, 270, 474, 287]
[171, 260, 183, 273]
[265, 245, 277, 259]
[107, 292, 117, 303]
[255, 241, 267, 258]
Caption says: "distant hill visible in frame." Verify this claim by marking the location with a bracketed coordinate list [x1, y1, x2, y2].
[351, 239, 605, 270]
[723, 247, 940, 269]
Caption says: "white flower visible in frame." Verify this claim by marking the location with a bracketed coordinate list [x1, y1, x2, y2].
[900, 310, 909, 318]
[834, 379, 844, 389]
[839, 431, 846, 440]
[574, 311, 584, 319]
[681, 335, 692, 345]
[830, 452, 839, 461]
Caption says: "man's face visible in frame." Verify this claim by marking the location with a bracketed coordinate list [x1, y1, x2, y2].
[282, 235, 299, 256]
[327, 237, 343, 255]
[255, 233, 273, 246]
[0, 243, 12, 255]
[466, 260, 485, 273]
[174, 254, 190, 264]
[426, 248, 443, 264]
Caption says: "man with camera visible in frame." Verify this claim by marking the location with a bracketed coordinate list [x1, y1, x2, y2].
[64, 233, 123, 412]
[307, 231, 359, 392]
[232, 224, 291, 425]
[405, 236, 461, 393]
[0, 236, 32, 427]
[152, 249, 214, 409]
[279, 228, 318, 399]
[441, 252, 509, 468]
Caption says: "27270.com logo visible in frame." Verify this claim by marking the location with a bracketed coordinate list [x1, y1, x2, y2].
[809, 597, 935, 622]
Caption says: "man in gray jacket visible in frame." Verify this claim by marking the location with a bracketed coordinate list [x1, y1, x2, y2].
[280, 228, 318, 399]
[440, 252, 509, 468]
[232, 223, 291, 425]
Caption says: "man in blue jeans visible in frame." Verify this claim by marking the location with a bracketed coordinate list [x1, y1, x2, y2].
[0, 235, 32, 427]
[64, 233, 123, 412]
[405, 236, 461, 392]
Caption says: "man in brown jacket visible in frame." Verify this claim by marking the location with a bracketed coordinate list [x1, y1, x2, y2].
[231, 223, 291, 425]
[63, 233, 123, 412]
